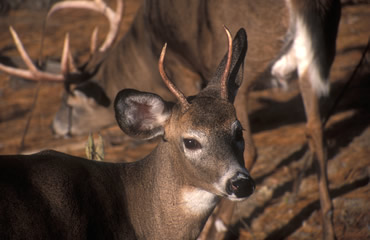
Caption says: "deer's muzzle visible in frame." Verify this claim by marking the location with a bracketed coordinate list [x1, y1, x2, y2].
[226, 172, 255, 199]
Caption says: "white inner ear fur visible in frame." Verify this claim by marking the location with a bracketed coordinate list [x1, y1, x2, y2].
[143, 96, 170, 127]
[181, 188, 217, 216]
[126, 95, 170, 130]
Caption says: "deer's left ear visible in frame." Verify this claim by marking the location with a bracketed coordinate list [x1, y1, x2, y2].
[114, 89, 172, 139]
[200, 28, 248, 103]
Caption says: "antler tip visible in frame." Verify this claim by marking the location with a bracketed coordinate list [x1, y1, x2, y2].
[220, 25, 233, 100]
[9, 25, 17, 37]
[159, 43, 168, 67]
[223, 25, 231, 39]
[160, 43, 168, 58]
[62, 32, 70, 52]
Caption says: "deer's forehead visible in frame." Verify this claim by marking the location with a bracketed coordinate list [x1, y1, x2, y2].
[178, 98, 237, 131]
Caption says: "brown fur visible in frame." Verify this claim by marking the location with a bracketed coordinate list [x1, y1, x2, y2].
[0, 29, 254, 240]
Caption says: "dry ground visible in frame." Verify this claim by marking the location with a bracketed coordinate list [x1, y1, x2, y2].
[0, 0, 369, 239]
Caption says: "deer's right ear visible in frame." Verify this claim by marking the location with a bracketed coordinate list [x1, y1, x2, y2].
[114, 89, 172, 139]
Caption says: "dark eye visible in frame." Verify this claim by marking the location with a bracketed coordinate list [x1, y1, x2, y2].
[183, 138, 202, 150]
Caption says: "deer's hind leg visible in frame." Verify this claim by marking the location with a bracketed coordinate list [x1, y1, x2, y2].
[298, 64, 335, 240]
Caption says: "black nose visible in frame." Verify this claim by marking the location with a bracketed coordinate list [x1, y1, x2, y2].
[226, 173, 255, 198]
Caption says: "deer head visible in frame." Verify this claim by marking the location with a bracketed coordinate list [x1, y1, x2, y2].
[114, 27, 254, 201]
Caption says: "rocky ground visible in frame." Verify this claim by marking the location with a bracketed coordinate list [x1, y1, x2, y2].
[0, 0, 369, 239]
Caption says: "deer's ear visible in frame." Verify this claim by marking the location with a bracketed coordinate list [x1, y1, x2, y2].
[114, 89, 172, 139]
[201, 28, 248, 103]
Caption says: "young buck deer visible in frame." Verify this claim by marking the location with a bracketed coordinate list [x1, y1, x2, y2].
[0, 0, 341, 239]
[0, 28, 254, 239]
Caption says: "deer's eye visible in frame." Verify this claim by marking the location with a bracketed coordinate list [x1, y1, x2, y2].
[183, 138, 202, 150]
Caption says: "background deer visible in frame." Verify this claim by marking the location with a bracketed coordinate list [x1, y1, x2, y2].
[0, 28, 255, 240]
[0, 0, 342, 239]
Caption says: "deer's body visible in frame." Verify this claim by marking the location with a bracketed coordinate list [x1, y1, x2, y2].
[0, 151, 135, 239]
[0, 29, 254, 240]
[0, 149, 215, 239]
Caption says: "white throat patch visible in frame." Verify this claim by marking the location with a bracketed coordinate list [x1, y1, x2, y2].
[181, 188, 217, 216]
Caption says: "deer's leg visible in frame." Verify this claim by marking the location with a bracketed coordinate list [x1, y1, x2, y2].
[298, 72, 335, 240]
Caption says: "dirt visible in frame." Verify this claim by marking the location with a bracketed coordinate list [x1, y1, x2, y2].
[0, 1, 369, 239]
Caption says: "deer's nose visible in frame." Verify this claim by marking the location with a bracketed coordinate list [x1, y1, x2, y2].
[226, 172, 255, 198]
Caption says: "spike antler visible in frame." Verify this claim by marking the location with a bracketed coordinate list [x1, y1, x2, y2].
[159, 43, 190, 111]
[220, 25, 233, 100]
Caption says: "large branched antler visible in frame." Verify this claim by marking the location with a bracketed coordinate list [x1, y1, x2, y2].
[47, 0, 123, 52]
[0, 0, 123, 82]
[0, 26, 68, 82]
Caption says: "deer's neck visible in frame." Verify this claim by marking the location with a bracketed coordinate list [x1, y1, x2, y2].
[120, 142, 219, 239]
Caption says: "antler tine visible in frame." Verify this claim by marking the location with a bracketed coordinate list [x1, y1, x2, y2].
[61, 33, 70, 75]
[0, 63, 43, 81]
[220, 25, 233, 100]
[159, 43, 190, 111]
[9, 26, 38, 73]
[0, 26, 64, 82]
[61, 32, 79, 75]
[47, 0, 123, 52]
[102, 0, 123, 52]
[90, 26, 99, 54]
